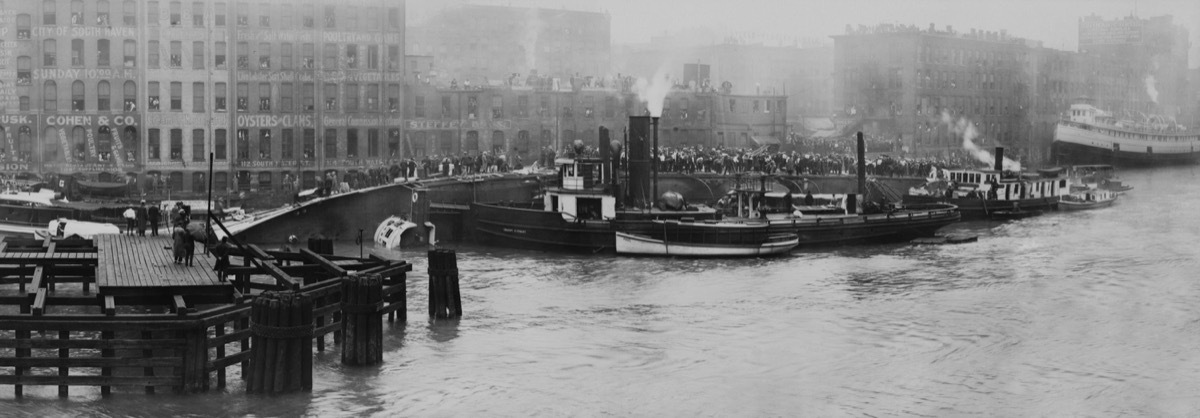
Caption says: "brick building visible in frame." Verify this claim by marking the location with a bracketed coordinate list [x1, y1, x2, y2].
[1077, 14, 1192, 125]
[0, 0, 406, 194]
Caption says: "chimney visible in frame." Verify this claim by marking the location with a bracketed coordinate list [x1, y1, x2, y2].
[857, 132, 866, 196]
[627, 116, 653, 208]
[994, 147, 1005, 171]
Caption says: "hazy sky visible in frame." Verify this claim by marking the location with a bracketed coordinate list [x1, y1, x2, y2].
[410, 0, 1200, 66]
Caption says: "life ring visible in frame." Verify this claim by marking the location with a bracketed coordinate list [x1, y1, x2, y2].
[411, 192, 419, 203]
[750, 210, 761, 218]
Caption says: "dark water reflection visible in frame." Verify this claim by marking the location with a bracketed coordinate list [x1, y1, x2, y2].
[8, 166, 1200, 416]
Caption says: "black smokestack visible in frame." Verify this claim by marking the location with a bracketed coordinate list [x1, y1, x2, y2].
[994, 147, 1004, 171]
[652, 116, 660, 207]
[598, 126, 610, 181]
[628, 116, 652, 208]
[856, 132, 866, 197]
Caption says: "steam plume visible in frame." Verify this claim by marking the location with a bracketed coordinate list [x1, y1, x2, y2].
[633, 65, 672, 117]
[1144, 75, 1158, 104]
[939, 111, 1021, 171]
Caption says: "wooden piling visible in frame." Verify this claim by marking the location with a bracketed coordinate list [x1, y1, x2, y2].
[428, 249, 462, 319]
[340, 273, 384, 366]
[247, 291, 313, 394]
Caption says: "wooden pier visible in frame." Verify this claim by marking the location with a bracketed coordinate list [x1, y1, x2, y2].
[0, 231, 413, 397]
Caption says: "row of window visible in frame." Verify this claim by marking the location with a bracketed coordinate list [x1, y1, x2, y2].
[142, 127, 405, 161]
[23, 0, 401, 31]
[26, 39, 403, 72]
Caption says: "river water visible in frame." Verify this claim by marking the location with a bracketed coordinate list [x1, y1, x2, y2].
[10, 165, 1200, 416]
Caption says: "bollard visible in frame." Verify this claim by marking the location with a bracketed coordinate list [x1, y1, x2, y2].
[307, 238, 334, 255]
[340, 273, 384, 366]
[427, 249, 462, 319]
[247, 291, 313, 394]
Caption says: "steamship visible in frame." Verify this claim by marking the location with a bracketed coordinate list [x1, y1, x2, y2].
[903, 148, 1065, 220]
[1052, 102, 1200, 166]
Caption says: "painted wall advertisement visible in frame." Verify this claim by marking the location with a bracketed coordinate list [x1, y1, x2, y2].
[39, 114, 140, 174]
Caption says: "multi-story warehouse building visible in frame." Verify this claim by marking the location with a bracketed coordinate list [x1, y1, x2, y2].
[1077, 14, 1191, 125]
[833, 24, 1035, 159]
[0, 0, 405, 193]
[406, 4, 610, 85]
[403, 81, 788, 163]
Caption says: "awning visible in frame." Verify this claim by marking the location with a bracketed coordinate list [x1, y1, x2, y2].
[751, 135, 781, 145]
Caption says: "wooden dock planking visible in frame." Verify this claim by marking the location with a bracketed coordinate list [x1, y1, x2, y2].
[94, 235, 231, 302]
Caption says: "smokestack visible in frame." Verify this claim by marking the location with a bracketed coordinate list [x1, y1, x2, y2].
[628, 116, 653, 208]
[598, 126, 610, 181]
[652, 116, 660, 208]
[994, 147, 1005, 171]
[856, 132, 866, 196]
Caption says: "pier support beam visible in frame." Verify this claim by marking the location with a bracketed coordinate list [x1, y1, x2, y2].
[247, 291, 313, 394]
[340, 273, 384, 366]
[428, 250, 462, 320]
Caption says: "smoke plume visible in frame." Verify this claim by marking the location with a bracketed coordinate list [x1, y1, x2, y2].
[939, 111, 1021, 171]
[1144, 75, 1158, 104]
[633, 64, 672, 117]
[521, 8, 542, 73]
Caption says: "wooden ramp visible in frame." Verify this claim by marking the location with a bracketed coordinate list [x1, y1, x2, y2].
[95, 234, 233, 305]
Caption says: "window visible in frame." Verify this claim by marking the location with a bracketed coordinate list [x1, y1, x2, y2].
[214, 41, 226, 68]
[367, 45, 378, 69]
[605, 97, 615, 118]
[280, 83, 292, 111]
[97, 126, 112, 161]
[236, 1, 247, 26]
[302, 4, 313, 28]
[214, 1, 225, 26]
[492, 96, 503, 118]
[169, 0, 180, 25]
[170, 82, 181, 110]
[97, 81, 110, 111]
[367, 129, 378, 157]
[17, 56, 31, 85]
[280, 4, 291, 27]
[258, 129, 271, 159]
[169, 41, 181, 67]
[365, 84, 378, 111]
[214, 82, 226, 111]
[324, 83, 336, 110]
[301, 43, 314, 69]
[258, 82, 270, 111]
[323, 43, 338, 68]
[236, 82, 247, 111]
[258, 2, 269, 26]
[323, 129, 336, 158]
[70, 0, 82, 24]
[148, 129, 161, 159]
[387, 7, 399, 28]
[584, 97, 593, 118]
[170, 128, 183, 160]
[236, 41, 248, 69]
[303, 129, 315, 159]
[281, 43, 292, 69]
[323, 5, 334, 28]
[192, 129, 205, 161]
[215, 129, 227, 159]
[281, 129, 293, 159]
[518, 95, 528, 117]
[71, 39, 83, 66]
[146, 0, 157, 24]
[192, 41, 204, 69]
[71, 127, 86, 161]
[148, 40, 159, 67]
[415, 96, 425, 118]
[44, 0, 57, 25]
[123, 80, 136, 111]
[97, 0, 110, 25]
[387, 129, 400, 157]
[388, 84, 400, 113]
[345, 44, 357, 68]
[258, 42, 270, 69]
[387, 45, 399, 70]
[236, 129, 248, 158]
[539, 96, 549, 116]
[42, 80, 57, 111]
[71, 80, 84, 111]
[44, 39, 56, 66]
[123, 40, 136, 66]
[346, 6, 355, 28]
[302, 82, 314, 111]
[192, 1, 203, 25]
[468, 96, 479, 118]
[346, 129, 358, 158]
[344, 83, 357, 112]
[192, 82, 204, 112]
[16, 14, 30, 39]
[123, 0, 134, 25]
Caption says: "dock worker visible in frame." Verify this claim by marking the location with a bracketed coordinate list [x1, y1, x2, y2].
[136, 200, 148, 236]
[148, 203, 162, 236]
[123, 206, 137, 235]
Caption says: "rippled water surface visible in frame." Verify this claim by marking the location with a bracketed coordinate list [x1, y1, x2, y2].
[10, 166, 1200, 416]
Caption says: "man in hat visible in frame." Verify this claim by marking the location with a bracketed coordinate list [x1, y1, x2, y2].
[147, 202, 161, 236]
[136, 200, 148, 236]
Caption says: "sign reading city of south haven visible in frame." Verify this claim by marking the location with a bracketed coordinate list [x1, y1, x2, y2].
[406, 119, 514, 130]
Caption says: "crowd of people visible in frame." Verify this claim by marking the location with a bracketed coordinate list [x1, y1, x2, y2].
[636, 145, 986, 178]
[121, 200, 199, 266]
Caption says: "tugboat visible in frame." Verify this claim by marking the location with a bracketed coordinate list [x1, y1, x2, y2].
[1069, 164, 1133, 194]
[904, 147, 1065, 220]
[1052, 99, 1200, 166]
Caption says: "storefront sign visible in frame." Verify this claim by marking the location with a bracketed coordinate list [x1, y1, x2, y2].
[236, 114, 315, 128]
[406, 119, 513, 131]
